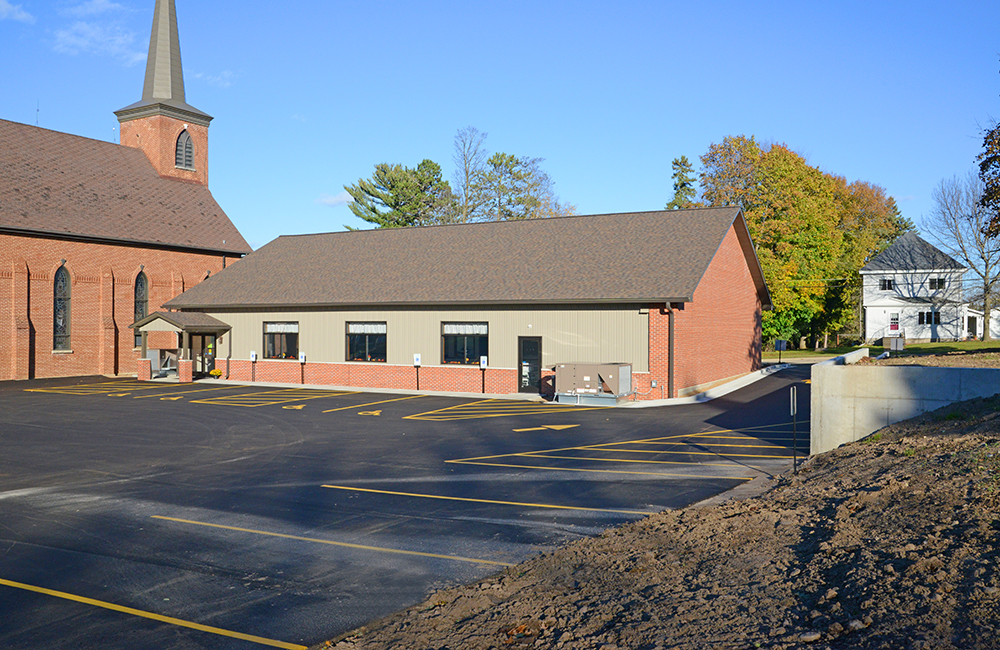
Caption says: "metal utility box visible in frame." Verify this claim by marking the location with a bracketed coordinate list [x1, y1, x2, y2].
[889, 337, 905, 351]
[555, 363, 632, 405]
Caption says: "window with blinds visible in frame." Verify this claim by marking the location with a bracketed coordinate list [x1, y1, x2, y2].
[264, 322, 298, 359]
[347, 322, 387, 362]
[442, 322, 488, 364]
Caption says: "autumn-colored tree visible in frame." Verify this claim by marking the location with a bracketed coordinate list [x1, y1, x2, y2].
[700, 136, 907, 344]
[978, 121, 1000, 236]
[665, 155, 698, 209]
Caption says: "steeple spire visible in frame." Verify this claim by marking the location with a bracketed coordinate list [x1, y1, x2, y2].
[115, 0, 211, 124]
[142, 0, 187, 105]
[115, 0, 212, 186]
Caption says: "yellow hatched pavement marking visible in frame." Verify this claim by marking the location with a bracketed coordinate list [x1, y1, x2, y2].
[0, 577, 306, 649]
[446, 429, 777, 476]
[132, 385, 247, 399]
[320, 485, 652, 515]
[405, 398, 607, 421]
[152, 516, 512, 567]
[445, 459, 752, 479]
[322, 394, 424, 413]
[25, 382, 157, 396]
[192, 389, 358, 407]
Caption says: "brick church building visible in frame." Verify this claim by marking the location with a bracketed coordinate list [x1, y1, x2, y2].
[0, 0, 249, 381]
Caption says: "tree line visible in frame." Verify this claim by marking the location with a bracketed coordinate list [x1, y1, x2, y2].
[344, 127, 576, 229]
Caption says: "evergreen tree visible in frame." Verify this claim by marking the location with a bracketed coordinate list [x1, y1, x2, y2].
[664, 155, 698, 209]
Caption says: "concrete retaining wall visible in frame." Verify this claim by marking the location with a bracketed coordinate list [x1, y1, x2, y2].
[811, 358, 1000, 455]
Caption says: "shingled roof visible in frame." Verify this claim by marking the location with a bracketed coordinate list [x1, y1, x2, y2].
[0, 118, 250, 255]
[165, 207, 771, 309]
[860, 232, 966, 273]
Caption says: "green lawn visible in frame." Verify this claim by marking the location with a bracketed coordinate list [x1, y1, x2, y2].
[763, 340, 1000, 360]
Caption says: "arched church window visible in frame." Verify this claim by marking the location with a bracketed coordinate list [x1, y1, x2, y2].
[134, 271, 148, 347]
[54, 265, 71, 351]
[175, 130, 194, 169]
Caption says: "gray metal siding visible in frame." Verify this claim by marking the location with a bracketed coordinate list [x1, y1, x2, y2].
[208, 305, 649, 372]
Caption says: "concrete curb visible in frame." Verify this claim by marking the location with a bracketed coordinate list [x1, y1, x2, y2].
[166, 364, 792, 408]
[620, 364, 790, 408]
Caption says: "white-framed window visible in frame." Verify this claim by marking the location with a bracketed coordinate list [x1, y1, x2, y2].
[889, 313, 899, 331]
[929, 278, 945, 290]
[880, 278, 894, 291]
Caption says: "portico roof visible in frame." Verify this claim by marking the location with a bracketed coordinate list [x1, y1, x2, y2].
[131, 311, 231, 333]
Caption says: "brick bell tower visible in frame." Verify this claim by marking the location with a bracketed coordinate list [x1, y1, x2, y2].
[115, 0, 211, 186]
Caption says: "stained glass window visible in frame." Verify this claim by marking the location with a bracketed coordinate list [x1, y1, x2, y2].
[54, 266, 71, 350]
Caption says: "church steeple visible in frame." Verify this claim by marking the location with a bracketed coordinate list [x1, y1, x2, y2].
[115, 0, 212, 186]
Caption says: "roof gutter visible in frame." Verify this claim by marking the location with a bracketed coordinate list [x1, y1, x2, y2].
[0, 226, 250, 257]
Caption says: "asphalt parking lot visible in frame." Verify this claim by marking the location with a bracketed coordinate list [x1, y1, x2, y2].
[0, 366, 810, 649]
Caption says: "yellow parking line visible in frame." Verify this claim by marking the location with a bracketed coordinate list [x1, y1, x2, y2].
[0, 577, 305, 649]
[526, 450, 793, 462]
[607, 442, 794, 451]
[322, 395, 425, 413]
[152, 516, 511, 567]
[132, 385, 246, 399]
[448, 431, 701, 464]
[321, 484, 652, 516]
[446, 459, 755, 479]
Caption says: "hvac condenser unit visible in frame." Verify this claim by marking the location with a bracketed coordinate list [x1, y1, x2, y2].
[554, 363, 632, 405]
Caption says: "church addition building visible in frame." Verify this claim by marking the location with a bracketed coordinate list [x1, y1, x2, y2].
[0, 0, 250, 381]
[144, 206, 772, 400]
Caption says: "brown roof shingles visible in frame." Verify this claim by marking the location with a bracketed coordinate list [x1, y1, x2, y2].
[0, 118, 250, 255]
[166, 207, 771, 308]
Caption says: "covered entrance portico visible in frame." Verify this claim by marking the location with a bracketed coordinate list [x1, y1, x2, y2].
[130, 312, 232, 382]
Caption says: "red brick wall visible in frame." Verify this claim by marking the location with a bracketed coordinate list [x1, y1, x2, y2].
[643, 224, 762, 398]
[1, 232, 229, 380]
[223, 358, 521, 395]
[119, 115, 208, 186]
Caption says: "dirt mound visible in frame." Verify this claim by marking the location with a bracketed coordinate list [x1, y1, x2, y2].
[319, 397, 1000, 650]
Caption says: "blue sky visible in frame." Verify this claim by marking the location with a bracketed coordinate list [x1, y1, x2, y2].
[2, 0, 999, 249]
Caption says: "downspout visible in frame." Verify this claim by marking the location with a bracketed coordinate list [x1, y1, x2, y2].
[225, 330, 232, 380]
[668, 306, 675, 399]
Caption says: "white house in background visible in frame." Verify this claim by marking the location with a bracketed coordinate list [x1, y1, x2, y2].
[965, 308, 1000, 340]
[860, 232, 969, 343]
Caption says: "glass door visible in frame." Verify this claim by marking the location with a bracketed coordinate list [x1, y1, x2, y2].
[518, 337, 542, 393]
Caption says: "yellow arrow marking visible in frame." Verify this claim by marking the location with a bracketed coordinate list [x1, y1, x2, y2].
[283, 405, 305, 410]
[513, 424, 580, 432]
[358, 410, 382, 416]
[108, 393, 131, 397]
[160, 396, 184, 401]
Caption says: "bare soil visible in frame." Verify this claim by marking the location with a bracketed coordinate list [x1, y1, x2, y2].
[860, 350, 1000, 368]
[317, 396, 1000, 650]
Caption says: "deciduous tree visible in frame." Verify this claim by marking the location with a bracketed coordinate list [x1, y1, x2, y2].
[700, 136, 907, 344]
[452, 126, 490, 223]
[928, 172, 1000, 340]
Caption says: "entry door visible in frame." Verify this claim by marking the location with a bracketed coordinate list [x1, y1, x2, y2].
[969, 316, 978, 338]
[518, 337, 542, 393]
[192, 335, 217, 374]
